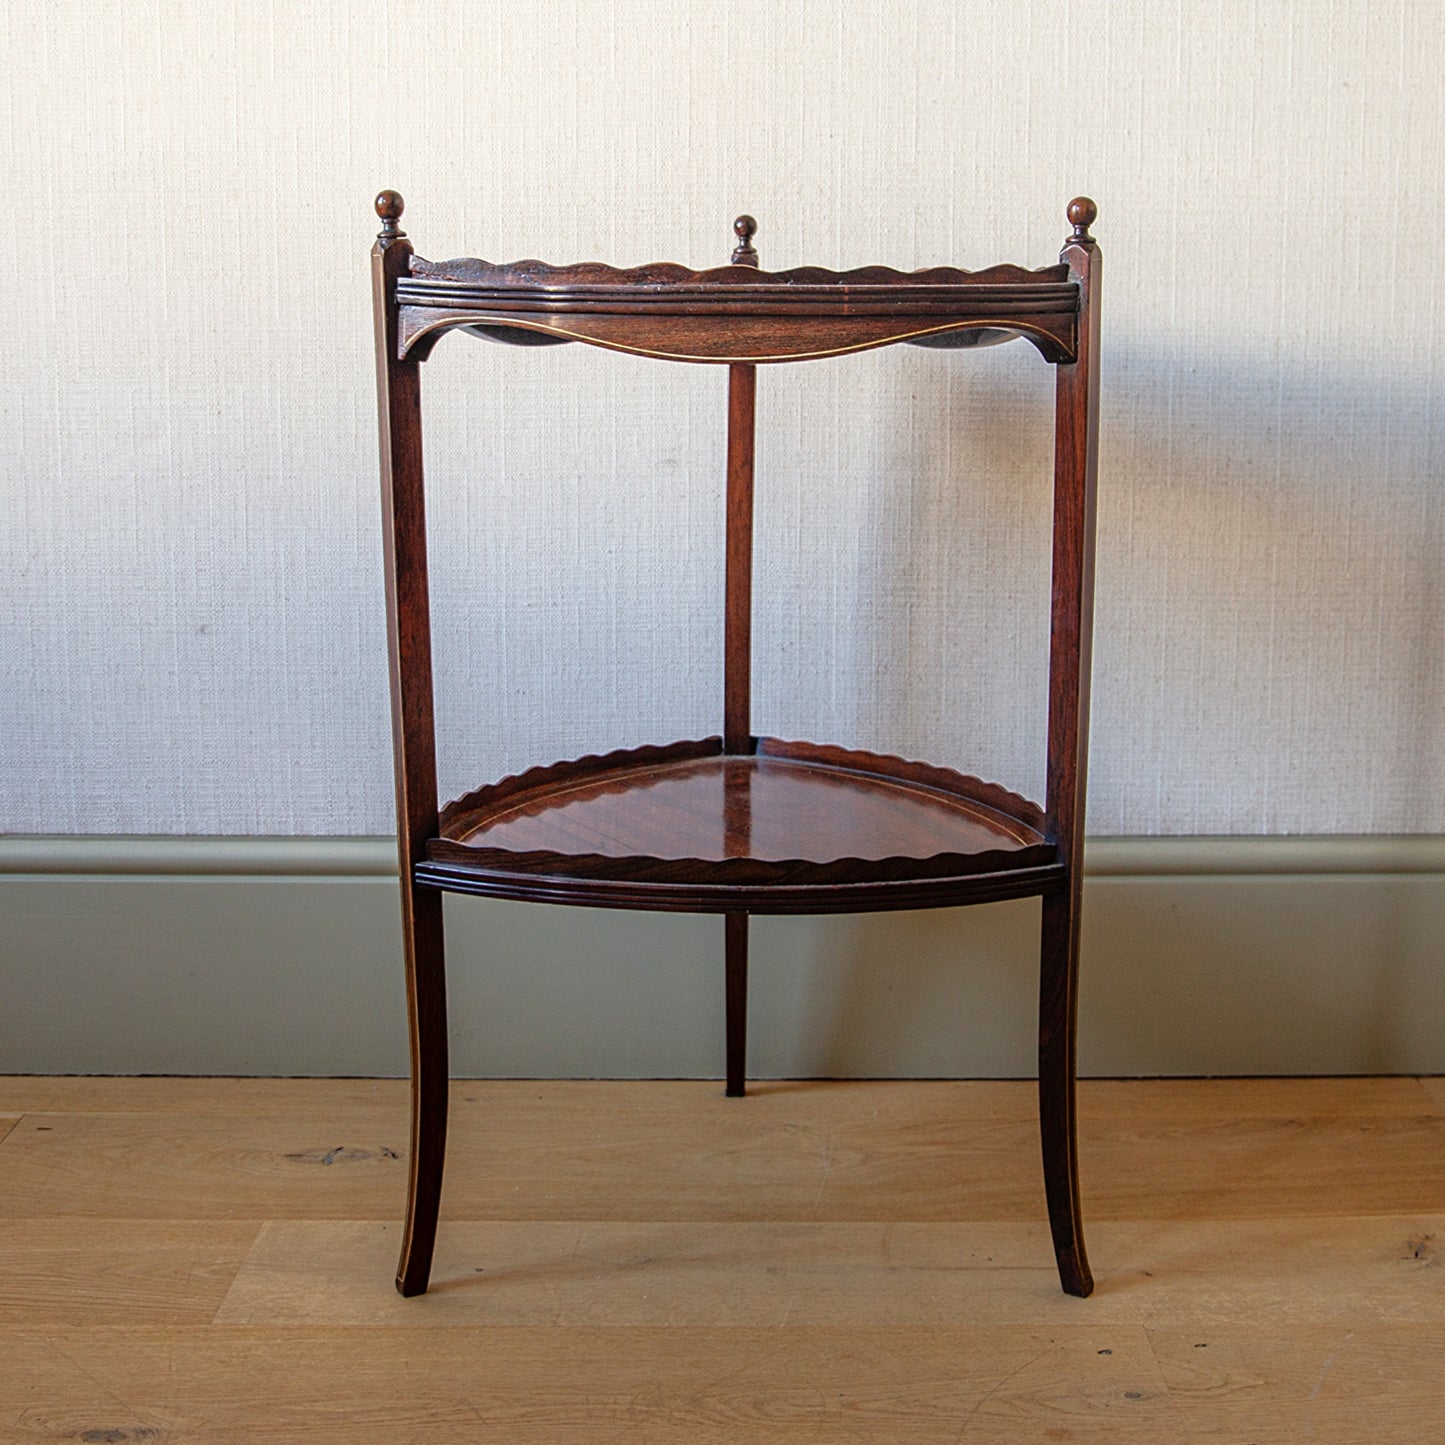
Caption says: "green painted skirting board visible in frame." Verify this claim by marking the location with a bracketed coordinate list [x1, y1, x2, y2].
[2, 836, 1442, 1077]
[5, 834, 1443, 876]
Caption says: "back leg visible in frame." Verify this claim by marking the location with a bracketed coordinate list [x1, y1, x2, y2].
[725, 911, 748, 1097]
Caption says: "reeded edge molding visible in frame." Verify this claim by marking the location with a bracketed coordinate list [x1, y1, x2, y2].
[2, 834, 1443, 878]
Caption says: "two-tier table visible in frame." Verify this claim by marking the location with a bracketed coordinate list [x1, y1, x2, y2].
[371, 193, 1102, 1298]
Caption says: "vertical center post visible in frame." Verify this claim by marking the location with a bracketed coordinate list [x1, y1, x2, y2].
[724, 361, 757, 754]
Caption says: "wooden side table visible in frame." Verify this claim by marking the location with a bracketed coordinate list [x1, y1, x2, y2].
[371, 194, 1102, 1298]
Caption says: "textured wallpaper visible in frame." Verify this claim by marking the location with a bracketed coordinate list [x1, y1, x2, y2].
[3, 0, 1441, 835]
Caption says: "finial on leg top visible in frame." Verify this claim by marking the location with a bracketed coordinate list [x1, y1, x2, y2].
[1066, 197, 1097, 245]
[375, 190, 407, 240]
[731, 214, 759, 267]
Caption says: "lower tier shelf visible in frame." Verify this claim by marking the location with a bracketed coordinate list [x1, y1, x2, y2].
[415, 737, 1064, 914]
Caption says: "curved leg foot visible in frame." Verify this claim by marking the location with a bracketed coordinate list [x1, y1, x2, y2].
[725, 911, 748, 1097]
[396, 886, 448, 1297]
[1039, 889, 1093, 1297]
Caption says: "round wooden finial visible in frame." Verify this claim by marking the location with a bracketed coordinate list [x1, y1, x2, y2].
[1066, 196, 1097, 242]
[731, 214, 759, 266]
[375, 189, 406, 239]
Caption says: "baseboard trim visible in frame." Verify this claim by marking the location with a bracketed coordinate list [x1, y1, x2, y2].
[3, 834, 1442, 1076]
[0, 835, 398, 876]
[4, 833, 1442, 878]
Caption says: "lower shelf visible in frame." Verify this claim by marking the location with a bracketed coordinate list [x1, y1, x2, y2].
[416, 737, 1063, 914]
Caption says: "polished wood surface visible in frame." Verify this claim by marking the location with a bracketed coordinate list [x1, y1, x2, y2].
[422, 737, 1061, 913]
[724, 911, 748, 1098]
[4, 1077, 1444, 1443]
[446, 751, 1042, 861]
[372, 195, 1102, 1295]
[1038, 194, 1102, 1299]
[723, 363, 756, 754]
[730, 212, 759, 267]
[372, 191, 448, 1297]
[393, 247, 1080, 364]
[723, 336, 759, 1098]
[410, 308, 1079, 365]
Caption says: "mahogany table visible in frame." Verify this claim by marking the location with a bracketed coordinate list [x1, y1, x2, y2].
[371, 194, 1102, 1298]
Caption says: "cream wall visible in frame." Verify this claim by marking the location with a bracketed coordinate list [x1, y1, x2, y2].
[4, 0, 1442, 838]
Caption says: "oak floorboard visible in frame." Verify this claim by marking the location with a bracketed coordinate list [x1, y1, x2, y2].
[0, 1076, 407, 1115]
[1147, 1324, 1445, 1407]
[1, 1073, 1433, 1118]
[1082, 1074, 1437, 1117]
[216, 1215, 1445, 1329]
[0, 1219, 261, 1324]
[0, 1115, 18, 1146]
[0, 1322, 1200, 1444]
[0, 1108, 412, 1220]
[4, 1324, 1444, 1444]
[3, 1080, 1443, 1223]
[4, 1079, 1444, 1442]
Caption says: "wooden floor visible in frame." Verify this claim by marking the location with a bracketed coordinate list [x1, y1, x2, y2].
[2, 1076, 1443, 1442]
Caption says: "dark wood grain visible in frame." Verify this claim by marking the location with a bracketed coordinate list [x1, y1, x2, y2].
[1039, 197, 1101, 1298]
[406, 254, 1069, 289]
[757, 737, 1045, 831]
[443, 754, 1043, 862]
[438, 738, 1046, 860]
[422, 737, 1060, 914]
[724, 364, 756, 754]
[394, 251, 1079, 365]
[413, 855, 1066, 916]
[730, 214, 759, 267]
[725, 912, 748, 1096]
[722, 348, 756, 1111]
[371, 193, 448, 1299]
[401, 307, 1078, 367]
[370, 195, 1102, 1298]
